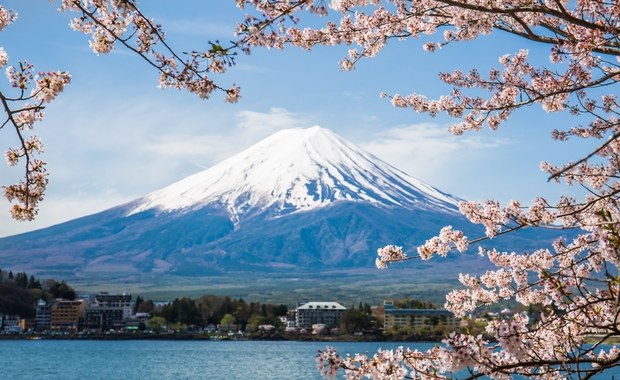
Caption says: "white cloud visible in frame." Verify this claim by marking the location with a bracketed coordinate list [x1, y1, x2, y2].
[236, 107, 303, 135]
[359, 123, 510, 190]
[142, 107, 303, 162]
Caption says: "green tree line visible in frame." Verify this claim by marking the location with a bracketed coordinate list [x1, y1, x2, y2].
[136, 295, 289, 332]
[0, 267, 76, 318]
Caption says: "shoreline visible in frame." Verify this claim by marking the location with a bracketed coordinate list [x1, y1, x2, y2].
[0, 332, 442, 343]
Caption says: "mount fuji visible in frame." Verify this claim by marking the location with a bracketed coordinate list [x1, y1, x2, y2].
[130, 126, 459, 219]
[0, 126, 547, 294]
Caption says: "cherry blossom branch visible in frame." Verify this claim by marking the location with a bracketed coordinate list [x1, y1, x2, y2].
[548, 130, 620, 182]
[61, 0, 241, 101]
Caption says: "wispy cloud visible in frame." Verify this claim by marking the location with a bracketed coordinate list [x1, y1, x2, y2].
[143, 135, 223, 158]
[359, 123, 510, 189]
[142, 107, 304, 162]
[236, 107, 302, 135]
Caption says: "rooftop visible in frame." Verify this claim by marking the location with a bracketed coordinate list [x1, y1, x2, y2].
[297, 302, 346, 310]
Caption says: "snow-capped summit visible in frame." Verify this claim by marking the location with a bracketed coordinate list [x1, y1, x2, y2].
[129, 126, 460, 221]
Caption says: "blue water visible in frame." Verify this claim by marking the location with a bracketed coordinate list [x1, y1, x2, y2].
[0, 339, 431, 380]
[5, 340, 620, 379]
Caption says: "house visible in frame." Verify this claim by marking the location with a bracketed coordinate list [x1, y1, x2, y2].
[311, 323, 328, 335]
[279, 315, 296, 329]
[295, 302, 346, 329]
[204, 324, 217, 333]
[134, 312, 150, 321]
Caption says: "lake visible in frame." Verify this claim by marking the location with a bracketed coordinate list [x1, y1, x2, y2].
[0, 339, 433, 380]
[4, 339, 620, 379]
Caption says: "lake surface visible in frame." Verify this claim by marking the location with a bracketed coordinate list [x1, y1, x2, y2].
[4, 339, 620, 379]
[0, 339, 433, 380]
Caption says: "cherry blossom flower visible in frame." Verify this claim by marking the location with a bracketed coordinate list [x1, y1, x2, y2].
[0, 47, 8, 68]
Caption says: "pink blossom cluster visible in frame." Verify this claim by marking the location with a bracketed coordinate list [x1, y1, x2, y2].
[0, 19, 70, 221]
[0, 4, 71, 220]
[456, 197, 558, 239]
[375, 244, 405, 269]
[376, 227, 467, 269]
[0, 47, 7, 68]
[0, 5, 16, 32]
[13, 105, 44, 130]
[6, 61, 34, 90]
[417, 225, 468, 259]
[316, 347, 342, 379]
[33, 71, 71, 103]
[317, 345, 448, 380]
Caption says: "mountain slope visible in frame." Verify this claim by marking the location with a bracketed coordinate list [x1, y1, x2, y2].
[0, 126, 538, 288]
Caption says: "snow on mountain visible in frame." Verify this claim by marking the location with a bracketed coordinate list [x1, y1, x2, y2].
[129, 126, 460, 222]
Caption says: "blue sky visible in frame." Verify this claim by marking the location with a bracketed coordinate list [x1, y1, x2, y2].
[0, 1, 590, 237]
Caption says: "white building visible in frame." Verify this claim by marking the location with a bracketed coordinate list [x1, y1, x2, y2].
[295, 302, 346, 329]
[35, 299, 52, 331]
[94, 292, 133, 320]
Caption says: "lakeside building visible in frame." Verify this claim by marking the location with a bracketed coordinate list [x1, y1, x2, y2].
[32, 292, 136, 332]
[295, 302, 346, 329]
[84, 307, 125, 332]
[94, 292, 133, 320]
[51, 299, 86, 331]
[80, 292, 134, 332]
[383, 301, 460, 333]
[279, 315, 296, 330]
[35, 299, 52, 331]
[0, 314, 20, 333]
